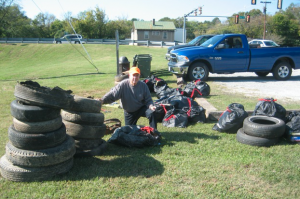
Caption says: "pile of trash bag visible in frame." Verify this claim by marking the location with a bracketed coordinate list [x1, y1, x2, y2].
[143, 75, 207, 128]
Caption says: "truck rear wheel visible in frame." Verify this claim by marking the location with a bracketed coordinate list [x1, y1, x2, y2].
[188, 62, 209, 81]
[272, 62, 292, 80]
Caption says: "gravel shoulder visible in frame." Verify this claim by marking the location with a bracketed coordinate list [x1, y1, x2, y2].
[208, 69, 300, 103]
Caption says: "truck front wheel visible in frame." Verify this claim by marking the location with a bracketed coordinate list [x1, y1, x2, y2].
[272, 62, 292, 81]
[188, 62, 209, 81]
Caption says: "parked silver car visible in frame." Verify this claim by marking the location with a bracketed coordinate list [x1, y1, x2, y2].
[54, 34, 86, 44]
[248, 39, 279, 47]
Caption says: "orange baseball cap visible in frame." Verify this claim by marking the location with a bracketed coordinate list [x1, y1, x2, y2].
[129, 67, 140, 75]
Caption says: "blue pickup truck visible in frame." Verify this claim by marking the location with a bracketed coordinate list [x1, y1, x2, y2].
[168, 34, 300, 81]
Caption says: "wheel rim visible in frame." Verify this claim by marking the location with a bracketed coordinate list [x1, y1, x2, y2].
[192, 66, 205, 79]
[278, 65, 289, 78]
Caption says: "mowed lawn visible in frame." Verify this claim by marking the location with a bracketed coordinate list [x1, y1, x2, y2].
[0, 43, 299, 199]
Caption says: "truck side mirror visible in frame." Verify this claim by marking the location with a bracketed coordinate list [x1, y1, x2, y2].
[215, 44, 225, 49]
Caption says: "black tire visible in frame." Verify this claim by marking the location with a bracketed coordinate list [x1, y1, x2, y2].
[272, 61, 292, 80]
[236, 128, 279, 147]
[5, 135, 75, 167]
[10, 100, 60, 122]
[188, 62, 209, 81]
[63, 120, 106, 139]
[8, 124, 66, 150]
[0, 155, 73, 182]
[115, 73, 129, 82]
[243, 116, 286, 138]
[74, 141, 108, 158]
[61, 109, 104, 125]
[74, 138, 104, 150]
[14, 81, 73, 109]
[255, 72, 269, 77]
[68, 95, 102, 113]
[56, 41, 62, 44]
[13, 116, 62, 134]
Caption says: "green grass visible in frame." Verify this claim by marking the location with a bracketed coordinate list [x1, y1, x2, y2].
[0, 43, 300, 199]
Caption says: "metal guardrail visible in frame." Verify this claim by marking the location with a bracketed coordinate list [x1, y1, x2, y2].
[0, 38, 184, 47]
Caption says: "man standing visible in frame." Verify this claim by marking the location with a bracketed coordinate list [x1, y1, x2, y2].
[100, 67, 157, 129]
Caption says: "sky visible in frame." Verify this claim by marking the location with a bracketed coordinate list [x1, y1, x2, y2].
[18, 0, 299, 22]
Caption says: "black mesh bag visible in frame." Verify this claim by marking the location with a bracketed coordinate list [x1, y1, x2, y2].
[252, 98, 286, 121]
[108, 125, 161, 148]
[212, 103, 248, 133]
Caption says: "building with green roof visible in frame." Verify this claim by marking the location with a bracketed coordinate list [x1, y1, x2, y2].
[131, 19, 176, 42]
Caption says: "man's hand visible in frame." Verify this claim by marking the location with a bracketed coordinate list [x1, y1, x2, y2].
[149, 104, 156, 111]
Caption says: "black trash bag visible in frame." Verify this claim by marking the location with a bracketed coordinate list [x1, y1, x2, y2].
[143, 77, 155, 92]
[212, 103, 248, 133]
[157, 87, 184, 99]
[154, 84, 169, 99]
[162, 108, 188, 128]
[183, 80, 210, 99]
[108, 125, 161, 148]
[153, 103, 174, 122]
[181, 97, 206, 123]
[167, 95, 192, 110]
[285, 111, 300, 142]
[252, 98, 286, 121]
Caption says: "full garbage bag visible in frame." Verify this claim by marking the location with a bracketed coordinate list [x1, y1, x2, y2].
[162, 108, 188, 128]
[183, 80, 210, 99]
[212, 103, 248, 133]
[252, 98, 286, 121]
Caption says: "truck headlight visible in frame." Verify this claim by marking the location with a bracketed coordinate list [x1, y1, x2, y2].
[177, 55, 189, 62]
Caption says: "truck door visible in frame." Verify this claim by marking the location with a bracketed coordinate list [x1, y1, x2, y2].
[212, 36, 249, 72]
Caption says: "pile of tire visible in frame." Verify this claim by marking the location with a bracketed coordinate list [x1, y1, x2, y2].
[236, 116, 286, 147]
[61, 95, 107, 157]
[115, 71, 129, 85]
[0, 81, 77, 181]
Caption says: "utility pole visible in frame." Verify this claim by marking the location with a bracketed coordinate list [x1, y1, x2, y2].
[260, 1, 271, 39]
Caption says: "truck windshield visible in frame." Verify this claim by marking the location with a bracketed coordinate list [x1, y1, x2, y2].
[200, 35, 223, 47]
[188, 36, 201, 45]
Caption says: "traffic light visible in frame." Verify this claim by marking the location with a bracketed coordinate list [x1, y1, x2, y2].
[277, 0, 282, 9]
[199, 7, 202, 15]
[251, 0, 256, 5]
[194, 11, 197, 16]
[246, 15, 250, 23]
[235, 15, 239, 24]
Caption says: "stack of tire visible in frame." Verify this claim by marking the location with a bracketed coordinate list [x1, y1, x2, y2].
[237, 116, 286, 147]
[0, 81, 76, 182]
[61, 95, 107, 157]
[115, 71, 129, 85]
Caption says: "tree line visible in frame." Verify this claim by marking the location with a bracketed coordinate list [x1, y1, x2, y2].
[1, 0, 299, 46]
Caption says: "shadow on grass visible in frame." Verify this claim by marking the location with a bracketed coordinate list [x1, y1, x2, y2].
[60, 153, 165, 180]
[0, 72, 105, 82]
[151, 68, 172, 77]
[161, 130, 220, 146]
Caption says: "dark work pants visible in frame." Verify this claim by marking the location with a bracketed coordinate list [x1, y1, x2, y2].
[124, 105, 157, 129]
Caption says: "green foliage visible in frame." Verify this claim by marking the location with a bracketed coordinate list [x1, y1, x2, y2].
[0, 1, 300, 43]
[0, 44, 300, 198]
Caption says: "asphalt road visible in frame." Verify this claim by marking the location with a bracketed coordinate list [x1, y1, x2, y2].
[208, 69, 300, 103]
